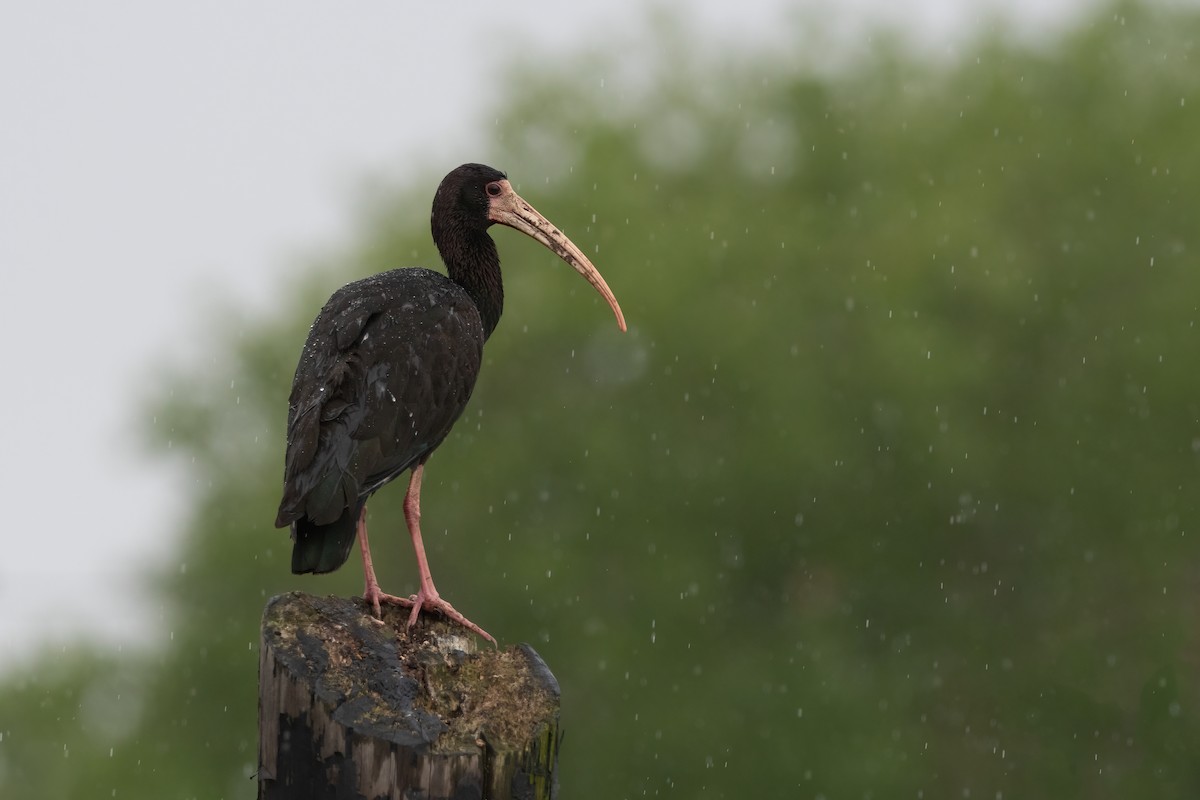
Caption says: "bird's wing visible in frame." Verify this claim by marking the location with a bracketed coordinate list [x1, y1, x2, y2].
[275, 270, 484, 528]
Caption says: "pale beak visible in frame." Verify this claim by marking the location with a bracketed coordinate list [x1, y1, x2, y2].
[488, 180, 627, 332]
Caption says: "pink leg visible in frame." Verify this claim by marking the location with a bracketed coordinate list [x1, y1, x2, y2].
[359, 504, 415, 617]
[357, 468, 495, 644]
[401, 465, 495, 644]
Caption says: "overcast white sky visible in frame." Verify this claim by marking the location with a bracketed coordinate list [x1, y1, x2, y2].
[0, 0, 1089, 672]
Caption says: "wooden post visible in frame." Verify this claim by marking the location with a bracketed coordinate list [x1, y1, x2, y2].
[258, 592, 561, 799]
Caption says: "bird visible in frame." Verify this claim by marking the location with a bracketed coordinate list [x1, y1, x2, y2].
[274, 163, 625, 644]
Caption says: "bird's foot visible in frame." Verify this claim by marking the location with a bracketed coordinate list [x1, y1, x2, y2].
[361, 582, 416, 619]
[405, 588, 497, 646]
[361, 582, 495, 645]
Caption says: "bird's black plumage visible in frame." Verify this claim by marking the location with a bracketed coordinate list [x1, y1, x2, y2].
[275, 268, 485, 573]
[274, 163, 625, 640]
[276, 165, 508, 574]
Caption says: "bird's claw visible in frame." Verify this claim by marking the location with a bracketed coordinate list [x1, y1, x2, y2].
[361, 585, 415, 620]
[405, 588, 497, 646]
[361, 584, 495, 645]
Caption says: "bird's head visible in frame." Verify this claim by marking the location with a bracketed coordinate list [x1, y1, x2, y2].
[432, 163, 626, 332]
[432, 163, 508, 233]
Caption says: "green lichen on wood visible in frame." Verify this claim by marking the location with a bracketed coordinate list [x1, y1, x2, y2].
[517, 718, 560, 799]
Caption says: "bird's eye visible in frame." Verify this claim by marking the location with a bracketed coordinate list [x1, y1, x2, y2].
[485, 182, 502, 197]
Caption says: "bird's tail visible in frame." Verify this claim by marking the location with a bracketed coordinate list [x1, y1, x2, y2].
[290, 507, 360, 574]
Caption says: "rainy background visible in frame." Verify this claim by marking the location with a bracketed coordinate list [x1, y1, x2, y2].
[3, 0, 1199, 797]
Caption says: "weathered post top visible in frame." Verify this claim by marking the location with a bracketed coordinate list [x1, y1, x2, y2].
[258, 592, 561, 800]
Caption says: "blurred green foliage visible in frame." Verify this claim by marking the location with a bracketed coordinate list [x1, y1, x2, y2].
[4, 1, 1200, 797]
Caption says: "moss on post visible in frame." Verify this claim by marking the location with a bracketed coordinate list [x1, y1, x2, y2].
[258, 592, 561, 799]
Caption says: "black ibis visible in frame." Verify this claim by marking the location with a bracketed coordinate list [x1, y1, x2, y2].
[274, 163, 625, 643]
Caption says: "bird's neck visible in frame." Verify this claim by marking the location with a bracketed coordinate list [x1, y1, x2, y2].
[440, 230, 504, 339]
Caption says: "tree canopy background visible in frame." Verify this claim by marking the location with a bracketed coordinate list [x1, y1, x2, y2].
[3, 1, 1199, 797]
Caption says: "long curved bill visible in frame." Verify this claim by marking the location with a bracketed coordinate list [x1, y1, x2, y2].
[488, 180, 627, 332]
